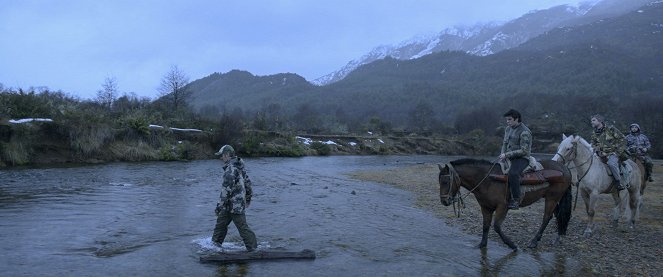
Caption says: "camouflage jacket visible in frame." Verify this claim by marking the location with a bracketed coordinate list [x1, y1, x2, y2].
[501, 123, 532, 159]
[625, 132, 651, 157]
[591, 125, 626, 157]
[217, 157, 253, 214]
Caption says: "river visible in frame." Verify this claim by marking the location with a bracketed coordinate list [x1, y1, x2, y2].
[0, 155, 578, 276]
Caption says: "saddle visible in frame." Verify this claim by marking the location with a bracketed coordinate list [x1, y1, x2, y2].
[601, 160, 632, 188]
[489, 169, 564, 185]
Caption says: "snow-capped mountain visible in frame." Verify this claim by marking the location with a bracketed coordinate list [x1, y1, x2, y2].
[313, 0, 652, 85]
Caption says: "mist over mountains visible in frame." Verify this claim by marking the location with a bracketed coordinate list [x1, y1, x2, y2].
[186, 0, 662, 143]
[313, 0, 654, 85]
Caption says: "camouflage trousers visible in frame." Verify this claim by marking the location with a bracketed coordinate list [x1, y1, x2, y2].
[212, 212, 257, 251]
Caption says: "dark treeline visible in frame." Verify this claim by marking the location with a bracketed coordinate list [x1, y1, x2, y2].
[183, 3, 663, 157]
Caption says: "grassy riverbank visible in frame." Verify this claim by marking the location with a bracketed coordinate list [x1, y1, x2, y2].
[0, 121, 498, 167]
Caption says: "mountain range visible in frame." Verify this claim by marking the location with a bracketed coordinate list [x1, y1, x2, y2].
[312, 0, 655, 85]
[185, 0, 662, 139]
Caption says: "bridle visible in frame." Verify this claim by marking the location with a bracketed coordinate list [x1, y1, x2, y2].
[554, 141, 578, 166]
[555, 140, 595, 210]
[440, 161, 498, 217]
[556, 141, 593, 174]
[439, 164, 463, 217]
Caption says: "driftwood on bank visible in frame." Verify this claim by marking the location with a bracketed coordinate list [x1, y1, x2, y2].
[199, 249, 316, 264]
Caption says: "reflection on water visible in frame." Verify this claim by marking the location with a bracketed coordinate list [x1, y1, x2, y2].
[481, 248, 514, 276]
[0, 156, 581, 276]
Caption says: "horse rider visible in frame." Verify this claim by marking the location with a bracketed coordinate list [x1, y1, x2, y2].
[625, 123, 654, 182]
[590, 114, 627, 190]
[499, 109, 532, 210]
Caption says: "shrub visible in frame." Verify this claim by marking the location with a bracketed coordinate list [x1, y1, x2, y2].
[159, 145, 178, 161]
[108, 141, 159, 161]
[175, 141, 196, 160]
[311, 142, 331, 156]
[0, 141, 30, 165]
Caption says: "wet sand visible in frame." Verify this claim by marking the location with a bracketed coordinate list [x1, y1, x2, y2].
[349, 160, 663, 276]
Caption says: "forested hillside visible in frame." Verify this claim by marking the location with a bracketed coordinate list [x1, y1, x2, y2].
[185, 2, 662, 156]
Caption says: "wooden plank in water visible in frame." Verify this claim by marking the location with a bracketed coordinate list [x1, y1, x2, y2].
[199, 249, 316, 264]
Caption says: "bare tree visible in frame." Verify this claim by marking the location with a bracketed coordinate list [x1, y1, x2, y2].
[96, 76, 118, 111]
[158, 65, 190, 110]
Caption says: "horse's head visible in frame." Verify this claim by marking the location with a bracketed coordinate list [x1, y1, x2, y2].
[553, 134, 580, 165]
[438, 163, 460, 206]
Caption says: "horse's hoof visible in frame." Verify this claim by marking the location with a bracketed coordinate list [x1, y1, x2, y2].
[476, 242, 487, 249]
[611, 220, 619, 229]
[527, 242, 538, 248]
[583, 230, 592, 238]
[551, 236, 562, 246]
[510, 246, 519, 252]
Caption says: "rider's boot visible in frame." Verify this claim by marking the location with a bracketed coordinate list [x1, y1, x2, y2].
[646, 164, 654, 182]
[507, 198, 520, 209]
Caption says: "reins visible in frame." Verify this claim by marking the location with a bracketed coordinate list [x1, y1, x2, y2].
[557, 142, 594, 211]
[445, 160, 499, 218]
[459, 160, 499, 199]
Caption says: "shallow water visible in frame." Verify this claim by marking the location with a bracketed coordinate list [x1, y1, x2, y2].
[0, 155, 579, 276]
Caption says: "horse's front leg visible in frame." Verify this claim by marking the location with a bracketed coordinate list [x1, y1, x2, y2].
[477, 206, 493, 249]
[628, 187, 641, 229]
[584, 191, 599, 238]
[610, 191, 623, 228]
[528, 196, 555, 248]
[493, 206, 517, 250]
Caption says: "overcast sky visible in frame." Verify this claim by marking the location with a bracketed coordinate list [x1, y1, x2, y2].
[0, 0, 588, 99]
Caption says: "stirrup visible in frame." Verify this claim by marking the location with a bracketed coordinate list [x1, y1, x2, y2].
[507, 199, 520, 209]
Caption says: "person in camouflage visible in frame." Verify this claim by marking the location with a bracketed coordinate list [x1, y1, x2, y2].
[499, 109, 532, 210]
[590, 114, 627, 190]
[211, 144, 258, 251]
[626, 123, 654, 182]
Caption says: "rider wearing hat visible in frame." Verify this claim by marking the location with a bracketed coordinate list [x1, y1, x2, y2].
[590, 114, 627, 190]
[625, 123, 654, 182]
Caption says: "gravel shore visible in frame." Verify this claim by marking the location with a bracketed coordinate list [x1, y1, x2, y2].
[349, 160, 663, 276]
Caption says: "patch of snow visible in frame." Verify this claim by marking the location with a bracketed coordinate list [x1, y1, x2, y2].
[565, 0, 600, 16]
[637, 10, 644, 13]
[323, 140, 339, 146]
[149, 124, 201, 132]
[411, 38, 441, 59]
[8, 118, 53, 124]
[367, 131, 373, 135]
[295, 136, 340, 146]
[349, 142, 357, 146]
[170, 127, 202, 132]
[378, 139, 385, 144]
[295, 136, 313, 145]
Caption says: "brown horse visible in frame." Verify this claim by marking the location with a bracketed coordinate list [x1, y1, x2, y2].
[438, 158, 573, 250]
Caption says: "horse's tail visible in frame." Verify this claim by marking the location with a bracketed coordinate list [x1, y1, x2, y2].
[554, 184, 573, 236]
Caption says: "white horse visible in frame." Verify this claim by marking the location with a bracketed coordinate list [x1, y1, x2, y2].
[552, 134, 642, 237]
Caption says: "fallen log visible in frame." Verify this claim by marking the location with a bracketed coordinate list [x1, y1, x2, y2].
[199, 249, 316, 264]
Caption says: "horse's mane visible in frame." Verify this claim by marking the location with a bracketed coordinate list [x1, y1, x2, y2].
[577, 136, 593, 150]
[566, 135, 594, 152]
[449, 158, 493, 167]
